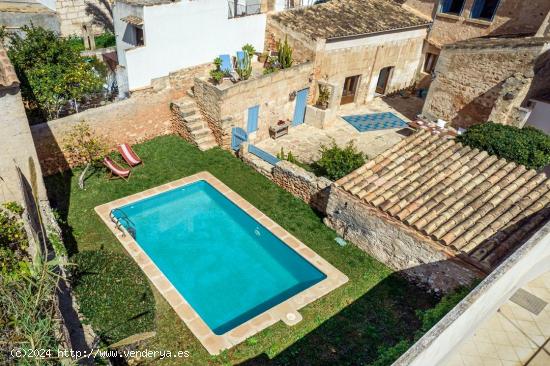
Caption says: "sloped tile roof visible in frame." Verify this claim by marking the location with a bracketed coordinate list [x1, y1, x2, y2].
[336, 130, 550, 270]
[271, 0, 430, 40]
[121, 15, 144, 26]
[0, 47, 19, 90]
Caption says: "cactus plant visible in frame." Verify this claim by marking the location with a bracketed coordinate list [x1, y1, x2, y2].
[236, 52, 252, 80]
[277, 36, 293, 69]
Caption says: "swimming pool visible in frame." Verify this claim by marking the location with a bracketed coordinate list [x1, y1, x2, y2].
[95, 172, 347, 354]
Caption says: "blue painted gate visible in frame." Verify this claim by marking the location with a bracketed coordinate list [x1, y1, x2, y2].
[231, 127, 248, 151]
[292, 88, 309, 126]
[247, 105, 260, 133]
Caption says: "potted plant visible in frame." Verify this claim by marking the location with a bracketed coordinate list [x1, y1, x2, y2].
[210, 57, 224, 85]
[316, 84, 331, 110]
[242, 44, 256, 60]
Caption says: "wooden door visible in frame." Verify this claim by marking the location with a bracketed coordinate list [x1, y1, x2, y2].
[376, 67, 393, 95]
[341, 75, 360, 105]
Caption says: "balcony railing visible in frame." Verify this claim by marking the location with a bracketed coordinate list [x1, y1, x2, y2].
[228, 1, 261, 18]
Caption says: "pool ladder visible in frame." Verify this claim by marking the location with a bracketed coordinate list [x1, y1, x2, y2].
[110, 208, 136, 238]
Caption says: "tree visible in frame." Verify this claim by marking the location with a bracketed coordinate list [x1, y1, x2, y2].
[63, 122, 107, 189]
[6, 25, 104, 120]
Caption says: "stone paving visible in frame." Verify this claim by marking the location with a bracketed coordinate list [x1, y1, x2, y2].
[443, 271, 550, 366]
[256, 96, 422, 163]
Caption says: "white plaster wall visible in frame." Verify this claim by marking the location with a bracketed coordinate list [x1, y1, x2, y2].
[395, 221, 550, 366]
[124, 0, 267, 90]
[525, 101, 550, 134]
[113, 2, 144, 70]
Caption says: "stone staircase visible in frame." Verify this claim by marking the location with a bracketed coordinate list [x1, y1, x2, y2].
[171, 97, 217, 151]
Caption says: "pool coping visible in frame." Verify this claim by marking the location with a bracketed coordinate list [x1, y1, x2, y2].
[94, 171, 349, 355]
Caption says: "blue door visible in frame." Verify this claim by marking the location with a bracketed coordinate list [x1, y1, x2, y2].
[247, 105, 260, 133]
[231, 127, 248, 151]
[292, 88, 309, 126]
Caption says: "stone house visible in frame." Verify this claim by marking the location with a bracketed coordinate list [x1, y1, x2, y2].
[421, 36, 550, 128]
[113, 0, 274, 92]
[396, 0, 550, 77]
[325, 128, 550, 292]
[266, 0, 431, 114]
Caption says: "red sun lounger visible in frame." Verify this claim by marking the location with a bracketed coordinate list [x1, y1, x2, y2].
[118, 143, 143, 167]
[103, 156, 131, 181]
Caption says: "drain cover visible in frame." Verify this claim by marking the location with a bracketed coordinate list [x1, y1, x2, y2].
[510, 288, 547, 315]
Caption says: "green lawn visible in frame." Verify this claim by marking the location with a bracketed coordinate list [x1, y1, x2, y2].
[45, 135, 440, 365]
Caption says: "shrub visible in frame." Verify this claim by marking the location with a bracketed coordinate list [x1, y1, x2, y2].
[7, 25, 104, 120]
[71, 250, 156, 344]
[0, 205, 30, 283]
[313, 140, 366, 180]
[457, 122, 550, 170]
[62, 121, 108, 189]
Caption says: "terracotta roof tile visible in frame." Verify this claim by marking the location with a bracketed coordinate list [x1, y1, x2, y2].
[0, 47, 19, 90]
[271, 0, 431, 41]
[335, 130, 550, 270]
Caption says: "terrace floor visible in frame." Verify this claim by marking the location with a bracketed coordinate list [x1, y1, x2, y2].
[257, 96, 422, 163]
[443, 271, 550, 366]
[44, 135, 446, 365]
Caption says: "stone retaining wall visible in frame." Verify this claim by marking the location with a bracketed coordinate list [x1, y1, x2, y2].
[31, 88, 177, 175]
[240, 146, 331, 212]
[272, 160, 331, 212]
[30, 63, 210, 175]
[324, 186, 483, 293]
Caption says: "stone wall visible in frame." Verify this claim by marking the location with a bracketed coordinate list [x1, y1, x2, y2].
[487, 73, 532, 127]
[272, 160, 332, 212]
[31, 88, 177, 175]
[324, 186, 483, 293]
[265, 15, 317, 63]
[193, 62, 314, 149]
[0, 86, 48, 203]
[422, 39, 549, 128]
[315, 28, 426, 104]
[239, 146, 332, 212]
[56, 0, 113, 36]
[400, 0, 550, 47]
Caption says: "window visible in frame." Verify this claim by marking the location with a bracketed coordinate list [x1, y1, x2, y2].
[470, 0, 500, 21]
[439, 0, 465, 15]
[135, 26, 144, 46]
[424, 53, 439, 73]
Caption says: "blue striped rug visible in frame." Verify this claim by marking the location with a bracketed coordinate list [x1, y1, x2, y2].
[342, 112, 408, 132]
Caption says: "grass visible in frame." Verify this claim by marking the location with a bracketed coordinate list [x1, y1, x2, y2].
[45, 135, 443, 365]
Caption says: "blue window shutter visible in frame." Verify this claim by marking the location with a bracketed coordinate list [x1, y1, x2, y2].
[440, 0, 452, 12]
[471, 0, 485, 18]
[292, 88, 309, 126]
[247, 105, 260, 133]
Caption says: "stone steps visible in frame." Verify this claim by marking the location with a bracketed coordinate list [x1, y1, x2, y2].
[171, 97, 217, 151]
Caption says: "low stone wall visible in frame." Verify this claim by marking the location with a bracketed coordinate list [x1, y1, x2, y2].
[272, 161, 332, 212]
[240, 146, 331, 211]
[324, 186, 483, 293]
[31, 88, 177, 175]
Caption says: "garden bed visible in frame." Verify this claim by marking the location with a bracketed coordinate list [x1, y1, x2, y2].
[45, 135, 465, 365]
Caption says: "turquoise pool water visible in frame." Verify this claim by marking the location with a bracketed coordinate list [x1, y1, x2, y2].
[113, 180, 326, 335]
